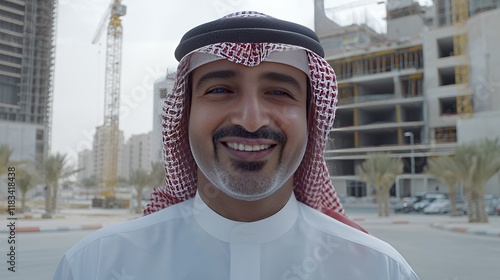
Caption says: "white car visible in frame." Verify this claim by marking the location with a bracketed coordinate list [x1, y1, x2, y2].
[423, 199, 450, 214]
[413, 193, 448, 212]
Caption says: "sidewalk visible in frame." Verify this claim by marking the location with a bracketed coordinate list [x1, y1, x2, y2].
[0, 208, 140, 233]
[1, 208, 500, 238]
[349, 213, 500, 238]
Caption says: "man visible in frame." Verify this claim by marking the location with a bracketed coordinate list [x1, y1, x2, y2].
[53, 11, 419, 280]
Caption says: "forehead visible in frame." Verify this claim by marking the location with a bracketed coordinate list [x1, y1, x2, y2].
[191, 60, 308, 85]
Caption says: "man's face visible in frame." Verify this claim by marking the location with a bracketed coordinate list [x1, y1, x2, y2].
[189, 59, 309, 201]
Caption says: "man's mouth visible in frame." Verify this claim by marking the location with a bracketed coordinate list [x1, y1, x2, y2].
[225, 142, 272, 152]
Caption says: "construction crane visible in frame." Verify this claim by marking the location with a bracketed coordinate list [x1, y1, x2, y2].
[325, 0, 385, 12]
[451, 0, 473, 117]
[92, 0, 127, 203]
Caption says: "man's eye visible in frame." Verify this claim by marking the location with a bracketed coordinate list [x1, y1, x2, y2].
[207, 87, 230, 94]
[269, 90, 290, 96]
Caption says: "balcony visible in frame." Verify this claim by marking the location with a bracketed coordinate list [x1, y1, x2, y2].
[338, 93, 395, 106]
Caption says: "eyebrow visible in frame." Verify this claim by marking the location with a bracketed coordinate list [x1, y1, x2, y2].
[260, 72, 303, 92]
[195, 70, 236, 89]
[194, 69, 304, 93]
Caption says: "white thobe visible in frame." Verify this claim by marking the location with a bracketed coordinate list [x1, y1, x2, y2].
[53, 193, 419, 280]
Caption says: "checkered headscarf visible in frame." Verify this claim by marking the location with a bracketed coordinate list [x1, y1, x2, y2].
[144, 11, 345, 217]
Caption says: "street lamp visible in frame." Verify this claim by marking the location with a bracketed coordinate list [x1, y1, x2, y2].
[404, 132, 415, 195]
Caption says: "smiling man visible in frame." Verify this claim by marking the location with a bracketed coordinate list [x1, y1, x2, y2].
[189, 59, 308, 221]
[53, 11, 419, 280]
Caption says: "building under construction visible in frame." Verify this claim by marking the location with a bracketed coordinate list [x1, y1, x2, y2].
[316, 0, 500, 198]
[0, 0, 57, 163]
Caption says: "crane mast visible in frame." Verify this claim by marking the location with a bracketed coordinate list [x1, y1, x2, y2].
[93, 0, 126, 197]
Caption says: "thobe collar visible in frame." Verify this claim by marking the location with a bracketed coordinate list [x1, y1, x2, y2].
[193, 191, 298, 244]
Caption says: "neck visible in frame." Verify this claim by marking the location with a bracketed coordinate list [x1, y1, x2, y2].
[197, 176, 294, 222]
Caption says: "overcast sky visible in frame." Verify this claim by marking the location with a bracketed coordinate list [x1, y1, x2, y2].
[51, 0, 430, 164]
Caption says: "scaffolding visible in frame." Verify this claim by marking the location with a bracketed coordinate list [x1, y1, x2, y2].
[331, 46, 423, 80]
[436, 0, 500, 27]
[435, 126, 457, 143]
[451, 0, 473, 117]
[386, 1, 423, 20]
[401, 73, 424, 98]
[0, 0, 57, 161]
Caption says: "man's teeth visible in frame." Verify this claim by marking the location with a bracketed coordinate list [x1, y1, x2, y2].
[226, 142, 271, 152]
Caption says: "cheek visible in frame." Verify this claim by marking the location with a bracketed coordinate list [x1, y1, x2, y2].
[188, 102, 222, 150]
[279, 108, 308, 152]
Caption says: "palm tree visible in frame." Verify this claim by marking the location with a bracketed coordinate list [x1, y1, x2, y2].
[357, 152, 403, 217]
[39, 153, 81, 218]
[16, 166, 38, 213]
[451, 138, 500, 223]
[425, 156, 460, 216]
[129, 168, 152, 214]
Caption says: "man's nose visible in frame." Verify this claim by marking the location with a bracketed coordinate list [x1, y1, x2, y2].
[230, 92, 271, 132]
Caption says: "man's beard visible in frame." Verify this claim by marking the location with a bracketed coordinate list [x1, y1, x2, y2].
[196, 126, 291, 201]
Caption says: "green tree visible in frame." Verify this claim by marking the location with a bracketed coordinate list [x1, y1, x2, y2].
[451, 138, 500, 223]
[357, 152, 403, 217]
[39, 153, 81, 218]
[425, 156, 460, 216]
[129, 168, 152, 214]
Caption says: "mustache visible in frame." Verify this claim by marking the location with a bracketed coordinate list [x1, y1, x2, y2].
[213, 126, 286, 145]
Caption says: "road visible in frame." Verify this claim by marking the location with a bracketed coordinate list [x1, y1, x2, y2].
[364, 222, 500, 280]
[0, 220, 499, 280]
[0, 231, 90, 280]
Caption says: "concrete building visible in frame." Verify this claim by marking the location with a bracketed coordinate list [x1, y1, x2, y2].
[92, 125, 126, 184]
[124, 131, 153, 177]
[0, 0, 57, 162]
[152, 72, 176, 163]
[78, 130, 156, 183]
[77, 149, 93, 182]
[316, 0, 500, 198]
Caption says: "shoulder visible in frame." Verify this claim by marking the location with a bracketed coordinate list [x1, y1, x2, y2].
[53, 199, 198, 279]
[297, 203, 418, 279]
[64, 198, 193, 258]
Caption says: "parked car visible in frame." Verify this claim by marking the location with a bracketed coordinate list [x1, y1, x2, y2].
[423, 199, 451, 214]
[394, 197, 417, 213]
[413, 193, 448, 212]
[484, 195, 499, 216]
[424, 199, 467, 215]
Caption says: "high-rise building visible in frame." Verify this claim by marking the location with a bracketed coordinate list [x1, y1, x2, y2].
[78, 130, 155, 184]
[124, 131, 153, 177]
[434, 0, 500, 27]
[316, 0, 500, 198]
[77, 149, 94, 182]
[152, 72, 176, 163]
[92, 125, 126, 186]
[0, 0, 57, 162]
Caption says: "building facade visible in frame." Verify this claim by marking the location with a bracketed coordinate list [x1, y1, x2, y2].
[124, 131, 153, 177]
[91, 125, 126, 185]
[77, 148, 93, 182]
[152, 72, 176, 163]
[316, 0, 500, 198]
[0, 0, 57, 162]
[79, 129, 157, 184]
